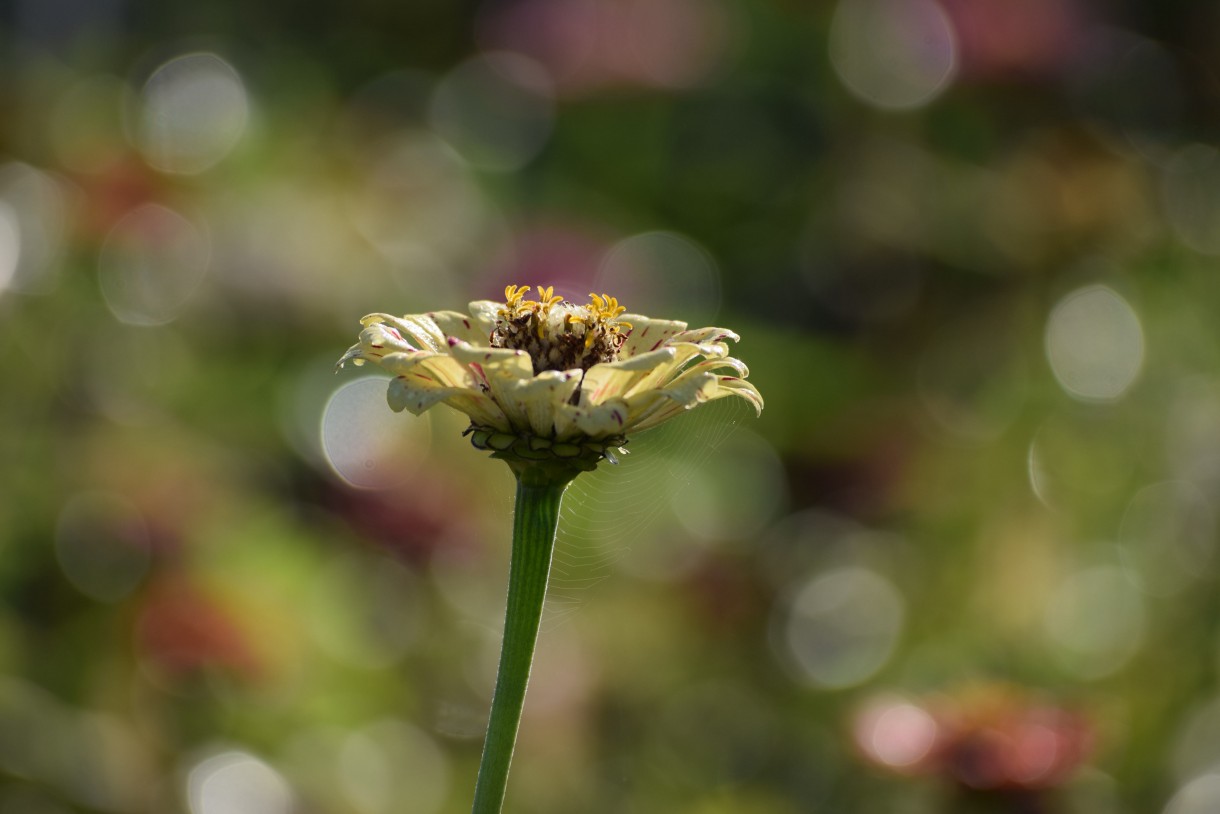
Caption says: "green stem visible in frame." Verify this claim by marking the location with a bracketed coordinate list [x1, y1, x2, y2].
[471, 469, 569, 814]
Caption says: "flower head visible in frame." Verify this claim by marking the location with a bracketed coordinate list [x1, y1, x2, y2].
[338, 285, 762, 475]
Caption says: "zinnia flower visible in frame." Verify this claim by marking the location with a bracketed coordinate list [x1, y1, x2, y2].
[338, 285, 763, 473]
[337, 285, 763, 814]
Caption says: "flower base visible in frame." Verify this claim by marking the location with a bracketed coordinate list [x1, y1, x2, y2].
[466, 424, 628, 478]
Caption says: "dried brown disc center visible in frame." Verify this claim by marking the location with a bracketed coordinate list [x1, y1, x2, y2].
[491, 303, 624, 374]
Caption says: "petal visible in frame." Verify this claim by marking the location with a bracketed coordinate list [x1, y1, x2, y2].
[425, 309, 492, 346]
[447, 339, 534, 380]
[387, 373, 509, 428]
[644, 356, 751, 402]
[379, 353, 510, 428]
[485, 369, 582, 436]
[628, 373, 763, 433]
[466, 300, 502, 332]
[623, 373, 719, 433]
[376, 350, 467, 387]
[671, 326, 741, 346]
[714, 376, 765, 415]
[619, 316, 687, 359]
[337, 321, 426, 370]
[337, 341, 367, 369]
[360, 313, 447, 353]
[579, 348, 676, 404]
[620, 342, 740, 397]
[569, 397, 631, 438]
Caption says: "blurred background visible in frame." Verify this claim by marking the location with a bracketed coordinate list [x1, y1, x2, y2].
[3, 0, 1220, 812]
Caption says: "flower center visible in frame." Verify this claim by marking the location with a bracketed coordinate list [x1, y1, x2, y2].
[491, 285, 632, 373]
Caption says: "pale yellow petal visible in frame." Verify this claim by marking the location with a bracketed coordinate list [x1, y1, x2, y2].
[426, 309, 493, 345]
[466, 300, 502, 333]
[623, 373, 718, 433]
[714, 376, 764, 415]
[485, 369, 582, 436]
[619, 316, 687, 359]
[337, 341, 367, 369]
[620, 342, 738, 396]
[570, 398, 631, 438]
[579, 348, 676, 404]
[447, 339, 534, 380]
[376, 353, 508, 427]
[360, 313, 447, 353]
[628, 372, 763, 433]
[387, 375, 509, 429]
[337, 320, 428, 369]
[670, 326, 741, 346]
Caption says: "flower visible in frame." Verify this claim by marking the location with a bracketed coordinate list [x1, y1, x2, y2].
[337, 285, 762, 472]
[853, 685, 1094, 793]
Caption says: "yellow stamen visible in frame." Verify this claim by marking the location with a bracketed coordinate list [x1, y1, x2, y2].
[603, 295, 626, 319]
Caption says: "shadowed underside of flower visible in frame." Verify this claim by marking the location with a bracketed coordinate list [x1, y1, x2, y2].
[338, 285, 763, 472]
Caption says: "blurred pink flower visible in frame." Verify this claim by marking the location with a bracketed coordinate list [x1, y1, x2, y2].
[854, 685, 1093, 792]
[480, 0, 730, 95]
[939, 0, 1092, 80]
[486, 222, 612, 301]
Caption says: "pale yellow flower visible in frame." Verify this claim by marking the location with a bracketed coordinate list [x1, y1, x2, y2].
[338, 285, 762, 470]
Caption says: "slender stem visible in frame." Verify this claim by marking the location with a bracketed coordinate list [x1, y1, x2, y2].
[471, 470, 569, 814]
